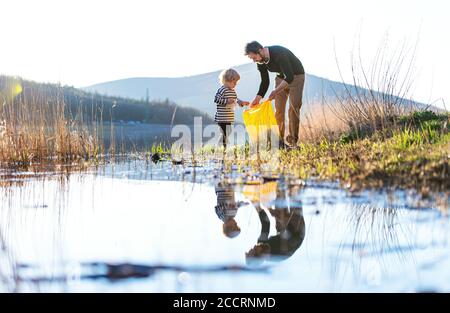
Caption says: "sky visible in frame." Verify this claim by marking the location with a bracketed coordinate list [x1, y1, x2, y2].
[0, 0, 448, 109]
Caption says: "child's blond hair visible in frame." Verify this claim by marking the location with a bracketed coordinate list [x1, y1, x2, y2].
[219, 68, 240, 85]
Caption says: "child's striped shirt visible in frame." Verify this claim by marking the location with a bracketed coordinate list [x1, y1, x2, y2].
[214, 185, 237, 222]
[214, 86, 237, 123]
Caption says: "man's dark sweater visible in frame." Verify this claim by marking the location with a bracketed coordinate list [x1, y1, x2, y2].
[257, 45, 305, 97]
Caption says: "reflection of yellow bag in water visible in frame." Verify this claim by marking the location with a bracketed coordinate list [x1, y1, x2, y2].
[243, 100, 279, 145]
[242, 182, 277, 205]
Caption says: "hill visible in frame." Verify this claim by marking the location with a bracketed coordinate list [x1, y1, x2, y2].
[83, 63, 432, 122]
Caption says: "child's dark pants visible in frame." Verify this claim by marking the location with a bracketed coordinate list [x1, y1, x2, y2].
[218, 123, 231, 149]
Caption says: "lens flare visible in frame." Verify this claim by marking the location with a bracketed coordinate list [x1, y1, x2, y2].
[0, 79, 23, 103]
[13, 83, 23, 96]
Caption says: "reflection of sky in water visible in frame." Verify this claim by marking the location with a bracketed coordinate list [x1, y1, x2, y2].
[0, 162, 449, 292]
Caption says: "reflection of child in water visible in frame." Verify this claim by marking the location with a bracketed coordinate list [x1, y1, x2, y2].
[215, 183, 247, 238]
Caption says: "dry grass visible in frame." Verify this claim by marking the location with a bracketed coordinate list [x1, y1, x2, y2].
[328, 36, 422, 140]
[298, 36, 443, 146]
[0, 76, 103, 166]
[300, 101, 349, 142]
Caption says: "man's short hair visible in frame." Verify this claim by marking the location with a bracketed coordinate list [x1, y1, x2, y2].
[244, 41, 263, 55]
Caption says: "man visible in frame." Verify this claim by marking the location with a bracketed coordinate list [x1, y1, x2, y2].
[245, 41, 305, 147]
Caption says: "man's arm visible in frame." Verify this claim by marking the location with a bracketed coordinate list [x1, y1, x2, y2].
[268, 80, 289, 101]
[279, 55, 295, 85]
[252, 64, 270, 106]
[268, 52, 294, 100]
[257, 208, 270, 241]
[257, 64, 270, 98]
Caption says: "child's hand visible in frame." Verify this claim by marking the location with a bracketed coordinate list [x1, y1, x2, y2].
[239, 101, 250, 107]
[226, 98, 236, 105]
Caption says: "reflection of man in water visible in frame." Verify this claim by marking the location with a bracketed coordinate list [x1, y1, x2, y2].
[215, 182, 247, 238]
[247, 204, 305, 263]
[244, 180, 305, 264]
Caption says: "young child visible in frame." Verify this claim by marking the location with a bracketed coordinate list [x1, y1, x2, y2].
[214, 68, 249, 149]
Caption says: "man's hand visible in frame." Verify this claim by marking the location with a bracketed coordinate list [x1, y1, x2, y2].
[268, 90, 278, 101]
[251, 95, 262, 107]
[269, 80, 288, 100]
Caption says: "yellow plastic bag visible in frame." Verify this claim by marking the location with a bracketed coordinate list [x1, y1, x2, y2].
[243, 100, 279, 146]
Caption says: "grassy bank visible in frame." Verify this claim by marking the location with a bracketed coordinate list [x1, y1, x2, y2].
[280, 111, 450, 193]
[167, 110, 449, 194]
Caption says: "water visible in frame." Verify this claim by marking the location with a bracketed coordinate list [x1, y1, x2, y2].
[0, 160, 449, 292]
[100, 123, 245, 150]
[100, 123, 174, 150]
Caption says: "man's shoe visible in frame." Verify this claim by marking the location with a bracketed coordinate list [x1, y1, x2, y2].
[278, 141, 287, 150]
[286, 135, 298, 146]
[286, 143, 299, 151]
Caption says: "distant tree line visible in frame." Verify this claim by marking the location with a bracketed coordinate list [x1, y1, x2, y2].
[63, 86, 213, 124]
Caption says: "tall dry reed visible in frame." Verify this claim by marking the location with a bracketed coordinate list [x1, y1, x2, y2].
[0, 76, 103, 165]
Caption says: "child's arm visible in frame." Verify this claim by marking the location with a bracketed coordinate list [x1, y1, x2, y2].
[237, 98, 250, 107]
[214, 89, 228, 106]
[216, 88, 238, 106]
[225, 89, 238, 105]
